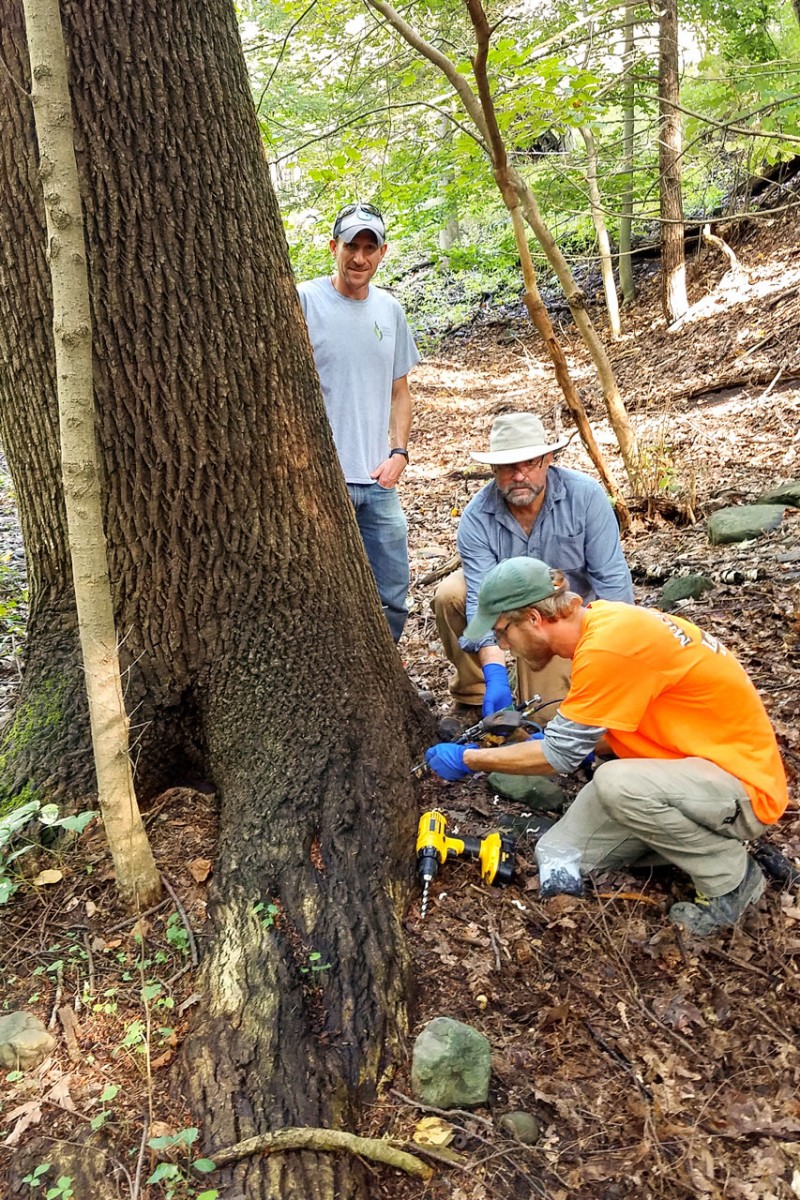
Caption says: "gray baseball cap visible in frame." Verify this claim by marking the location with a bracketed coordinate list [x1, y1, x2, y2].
[332, 203, 386, 247]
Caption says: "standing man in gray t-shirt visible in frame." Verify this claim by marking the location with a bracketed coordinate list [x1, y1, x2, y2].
[298, 203, 420, 642]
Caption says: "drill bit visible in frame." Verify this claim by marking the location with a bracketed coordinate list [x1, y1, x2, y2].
[421, 878, 430, 919]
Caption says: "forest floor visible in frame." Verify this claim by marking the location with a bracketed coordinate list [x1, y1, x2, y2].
[2, 209, 800, 1200]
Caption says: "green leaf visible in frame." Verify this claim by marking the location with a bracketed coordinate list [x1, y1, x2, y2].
[196, 1192, 220, 1200]
[140, 982, 163, 1002]
[145, 1163, 181, 1184]
[193, 1158, 217, 1173]
[54, 811, 97, 835]
[99, 1083, 120, 1102]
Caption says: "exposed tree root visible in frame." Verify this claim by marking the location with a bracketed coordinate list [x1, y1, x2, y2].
[207, 1127, 434, 1180]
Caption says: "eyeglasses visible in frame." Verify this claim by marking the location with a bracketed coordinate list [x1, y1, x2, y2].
[494, 617, 517, 642]
[495, 456, 547, 474]
[332, 203, 384, 240]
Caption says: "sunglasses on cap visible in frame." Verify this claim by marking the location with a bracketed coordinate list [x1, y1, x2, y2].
[332, 202, 384, 240]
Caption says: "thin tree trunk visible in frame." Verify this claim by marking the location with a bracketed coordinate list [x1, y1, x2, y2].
[619, 0, 636, 304]
[580, 124, 622, 338]
[658, 0, 688, 322]
[508, 205, 630, 528]
[21, 0, 160, 908]
[366, 0, 640, 490]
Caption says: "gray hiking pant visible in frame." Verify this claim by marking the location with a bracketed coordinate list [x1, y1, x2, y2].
[536, 757, 769, 897]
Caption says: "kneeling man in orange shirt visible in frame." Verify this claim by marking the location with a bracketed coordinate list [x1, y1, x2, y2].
[424, 557, 789, 936]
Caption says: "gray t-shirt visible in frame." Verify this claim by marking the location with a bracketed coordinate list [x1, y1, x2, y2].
[298, 276, 420, 484]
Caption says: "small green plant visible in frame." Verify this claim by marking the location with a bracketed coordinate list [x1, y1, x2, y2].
[0, 800, 96, 905]
[146, 1127, 218, 1198]
[22, 1168, 74, 1200]
[45, 1179, 75, 1200]
[90, 1083, 119, 1130]
[252, 901, 279, 929]
[165, 912, 190, 955]
[301, 950, 331, 976]
[22, 1161, 50, 1188]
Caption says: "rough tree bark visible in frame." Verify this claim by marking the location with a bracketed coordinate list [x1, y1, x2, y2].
[658, 0, 689, 322]
[21, 0, 160, 909]
[0, 1, 428, 1196]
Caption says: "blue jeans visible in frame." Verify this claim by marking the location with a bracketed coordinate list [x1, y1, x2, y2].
[347, 483, 409, 643]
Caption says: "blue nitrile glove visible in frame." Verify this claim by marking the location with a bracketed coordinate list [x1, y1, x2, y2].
[482, 663, 514, 718]
[425, 743, 479, 782]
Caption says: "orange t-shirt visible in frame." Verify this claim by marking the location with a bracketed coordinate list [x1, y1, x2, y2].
[560, 602, 788, 824]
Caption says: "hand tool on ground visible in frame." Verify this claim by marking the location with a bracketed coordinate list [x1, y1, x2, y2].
[416, 808, 515, 918]
[411, 694, 557, 778]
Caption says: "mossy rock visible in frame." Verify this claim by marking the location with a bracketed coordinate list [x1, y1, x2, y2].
[660, 574, 714, 610]
[487, 773, 566, 811]
[707, 505, 785, 545]
[757, 481, 800, 508]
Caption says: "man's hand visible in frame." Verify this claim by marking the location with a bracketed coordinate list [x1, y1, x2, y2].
[482, 662, 514, 718]
[370, 455, 406, 488]
[425, 743, 478, 782]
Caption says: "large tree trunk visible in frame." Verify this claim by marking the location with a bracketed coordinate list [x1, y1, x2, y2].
[658, 0, 689, 323]
[0, 0, 427, 1195]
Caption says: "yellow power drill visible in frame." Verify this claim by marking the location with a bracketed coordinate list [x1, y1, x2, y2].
[416, 809, 515, 918]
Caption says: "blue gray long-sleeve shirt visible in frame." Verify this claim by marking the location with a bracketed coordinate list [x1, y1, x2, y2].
[457, 466, 633, 652]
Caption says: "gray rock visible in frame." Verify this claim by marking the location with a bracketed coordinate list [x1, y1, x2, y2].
[499, 1111, 540, 1143]
[757, 481, 800, 508]
[0, 1011, 55, 1070]
[411, 1016, 491, 1108]
[660, 574, 714, 610]
[487, 773, 566, 811]
[707, 505, 785, 545]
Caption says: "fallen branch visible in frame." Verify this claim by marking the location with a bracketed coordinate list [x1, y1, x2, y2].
[207, 1127, 433, 1180]
[418, 553, 461, 586]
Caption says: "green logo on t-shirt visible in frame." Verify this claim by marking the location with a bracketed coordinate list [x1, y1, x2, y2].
[374, 322, 383, 341]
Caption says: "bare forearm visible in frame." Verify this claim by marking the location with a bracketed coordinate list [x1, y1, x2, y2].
[462, 740, 555, 775]
[390, 377, 412, 447]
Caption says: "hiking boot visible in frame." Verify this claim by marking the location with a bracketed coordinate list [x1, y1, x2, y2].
[539, 867, 585, 899]
[668, 856, 766, 937]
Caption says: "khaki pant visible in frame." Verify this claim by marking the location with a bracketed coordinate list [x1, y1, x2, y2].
[433, 569, 571, 723]
[536, 757, 769, 897]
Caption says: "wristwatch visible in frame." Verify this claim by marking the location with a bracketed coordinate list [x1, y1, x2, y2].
[390, 447, 409, 461]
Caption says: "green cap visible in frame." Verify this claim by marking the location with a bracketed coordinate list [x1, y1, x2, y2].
[465, 557, 558, 641]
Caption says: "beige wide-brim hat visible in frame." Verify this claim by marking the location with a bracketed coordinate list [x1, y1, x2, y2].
[470, 412, 569, 465]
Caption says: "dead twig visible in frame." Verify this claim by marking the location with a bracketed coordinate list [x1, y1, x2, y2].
[130, 1114, 150, 1200]
[105, 899, 170, 934]
[160, 874, 199, 966]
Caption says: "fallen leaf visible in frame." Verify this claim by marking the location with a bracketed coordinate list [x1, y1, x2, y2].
[189, 857, 212, 883]
[413, 1116, 455, 1146]
[3, 1101, 43, 1146]
[32, 868, 63, 886]
[46, 1074, 76, 1111]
